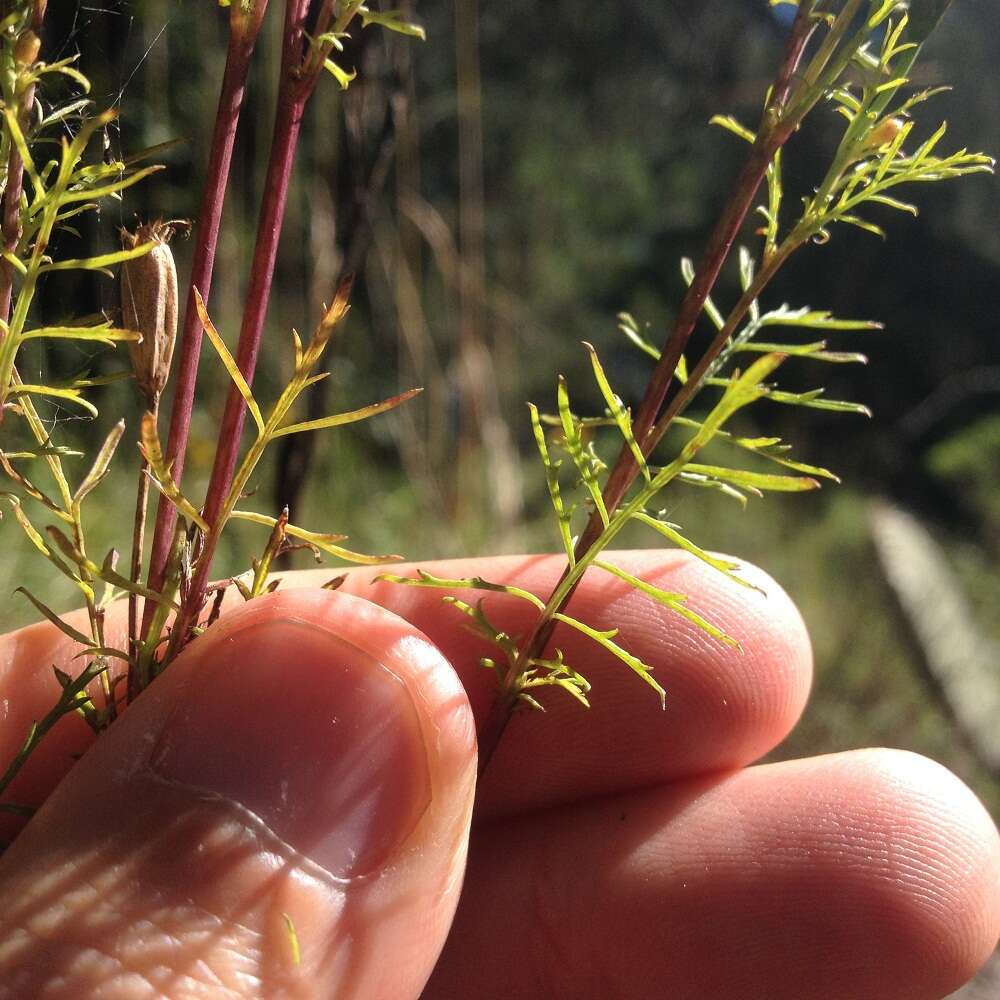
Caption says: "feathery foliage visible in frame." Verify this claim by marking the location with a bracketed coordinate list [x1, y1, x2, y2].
[386, 0, 994, 762]
[0, 0, 425, 812]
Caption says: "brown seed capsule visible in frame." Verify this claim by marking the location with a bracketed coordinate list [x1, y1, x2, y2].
[120, 221, 179, 404]
[865, 116, 906, 152]
[14, 31, 41, 68]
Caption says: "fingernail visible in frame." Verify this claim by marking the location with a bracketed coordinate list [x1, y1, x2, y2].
[150, 618, 431, 880]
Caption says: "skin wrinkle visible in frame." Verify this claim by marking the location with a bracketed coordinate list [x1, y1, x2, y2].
[17, 854, 265, 999]
[425, 748, 998, 1000]
[755, 756, 984, 945]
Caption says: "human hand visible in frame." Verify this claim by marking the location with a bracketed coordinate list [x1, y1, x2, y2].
[0, 552, 996, 998]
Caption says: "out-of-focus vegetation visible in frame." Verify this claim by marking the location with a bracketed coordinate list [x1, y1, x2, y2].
[4, 1, 998, 815]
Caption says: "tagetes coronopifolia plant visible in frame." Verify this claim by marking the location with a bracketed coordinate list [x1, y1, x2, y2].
[0, 0, 992, 843]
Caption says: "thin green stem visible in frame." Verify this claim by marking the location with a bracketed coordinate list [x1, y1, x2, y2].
[129, 396, 158, 689]
[0, 0, 45, 326]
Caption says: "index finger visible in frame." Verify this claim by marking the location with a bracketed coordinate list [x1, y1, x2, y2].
[0, 550, 811, 838]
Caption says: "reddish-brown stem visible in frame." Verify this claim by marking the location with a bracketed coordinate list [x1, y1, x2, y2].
[771, 2, 819, 111]
[142, 10, 267, 632]
[476, 5, 818, 777]
[476, 137, 791, 778]
[170, 0, 319, 648]
[475, 690, 518, 777]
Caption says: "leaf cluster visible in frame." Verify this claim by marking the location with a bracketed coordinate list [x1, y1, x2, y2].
[0, 7, 425, 812]
[386, 0, 993, 724]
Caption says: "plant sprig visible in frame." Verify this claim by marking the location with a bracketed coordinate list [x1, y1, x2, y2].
[387, 0, 995, 773]
[0, 0, 427, 816]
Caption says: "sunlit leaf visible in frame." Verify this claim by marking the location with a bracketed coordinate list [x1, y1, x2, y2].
[677, 470, 750, 507]
[8, 384, 98, 417]
[14, 588, 92, 646]
[281, 913, 301, 968]
[376, 569, 546, 610]
[593, 560, 740, 648]
[630, 511, 756, 589]
[683, 462, 821, 492]
[273, 388, 422, 438]
[618, 312, 660, 361]
[230, 510, 400, 565]
[323, 58, 357, 90]
[557, 376, 608, 527]
[584, 343, 650, 483]
[138, 412, 209, 532]
[39, 240, 156, 276]
[529, 403, 575, 564]
[20, 323, 140, 344]
[552, 612, 665, 708]
[710, 114, 756, 144]
[358, 6, 426, 39]
[195, 289, 264, 436]
[73, 420, 124, 504]
[758, 306, 882, 332]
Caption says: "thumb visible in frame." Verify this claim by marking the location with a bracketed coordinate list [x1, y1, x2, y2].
[0, 590, 477, 999]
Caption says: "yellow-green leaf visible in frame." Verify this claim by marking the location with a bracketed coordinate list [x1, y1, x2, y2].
[15, 589, 93, 646]
[682, 463, 821, 492]
[553, 612, 665, 708]
[593, 561, 740, 649]
[273, 388, 422, 438]
[195, 289, 264, 436]
[230, 510, 401, 565]
[377, 569, 546, 610]
[584, 342, 650, 483]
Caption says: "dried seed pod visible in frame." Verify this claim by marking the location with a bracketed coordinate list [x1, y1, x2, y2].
[120, 221, 179, 404]
[14, 30, 41, 67]
[865, 116, 906, 152]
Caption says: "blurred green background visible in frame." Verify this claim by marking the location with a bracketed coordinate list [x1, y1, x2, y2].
[5, 0, 999, 824]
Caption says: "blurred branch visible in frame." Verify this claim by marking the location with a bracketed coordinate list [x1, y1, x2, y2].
[871, 500, 1000, 775]
[899, 366, 1000, 438]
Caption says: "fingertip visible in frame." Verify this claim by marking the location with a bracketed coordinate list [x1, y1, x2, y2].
[627, 552, 815, 760]
[841, 748, 1000, 995]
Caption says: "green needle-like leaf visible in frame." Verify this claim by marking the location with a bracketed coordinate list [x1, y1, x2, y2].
[683, 463, 822, 493]
[529, 403, 575, 564]
[230, 510, 400, 565]
[8, 384, 98, 417]
[557, 376, 609, 527]
[553, 612, 665, 708]
[584, 343, 650, 483]
[19, 323, 140, 344]
[630, 511, 756, 589]
[73, 420, 125, 504]
[376, 569, 546, 610]
[593, 560, 740, 648]
[358, 6, 426, 39]
[274, 388, 422, 437]
[39, 240, 156, 276]
[14, 589, 93, 646]
[138, 413, 210, 532]
[195, 289, 264, 436]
